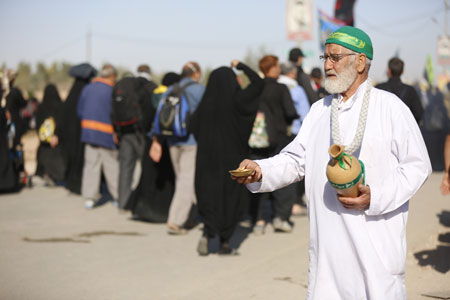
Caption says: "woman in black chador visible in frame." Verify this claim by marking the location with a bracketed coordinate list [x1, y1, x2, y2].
[60, 63, 97, 194]
[0, 87, 19, 192]
[125, 72, 181, 222]
[5, 70, 27, 149]
[190, 60, 263, 255]
[35, 84, 65, 185]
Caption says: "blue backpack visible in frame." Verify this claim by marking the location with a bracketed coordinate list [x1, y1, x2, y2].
[153, 82, 194, 137]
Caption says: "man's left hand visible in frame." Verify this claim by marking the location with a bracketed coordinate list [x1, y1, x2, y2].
[113, 133, 120, 145]
[337, 185, 371, 210]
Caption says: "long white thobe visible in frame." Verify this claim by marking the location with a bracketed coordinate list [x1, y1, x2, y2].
[248, 80, 432, 300]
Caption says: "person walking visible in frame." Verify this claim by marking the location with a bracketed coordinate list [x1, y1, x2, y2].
[248, 55, 298, 235]
[190, 60, 264, 255]
[288, 48, 319, 105]
[115, 64, 157, 210]
[233, 26, 431, 299]
[278, 61, 310, 137]
[125, 72, 180, 222]
[165, 62, 205, 234]
[310, 67, 330, 99]
[77, 64, 119, 209]
[278, 61, 311, 217]
[0, 80, 19, 192]
[376, 57, 423, 123]
[35, 84, 65, 186]
[5, 69, 27, 150]
[61, 63, 97, 195]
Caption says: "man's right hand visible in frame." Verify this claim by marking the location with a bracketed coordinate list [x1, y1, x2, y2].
[231, 159, 262, 185]
[149, 137, 162, 163]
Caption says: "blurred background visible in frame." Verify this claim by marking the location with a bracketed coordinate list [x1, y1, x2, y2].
[1, 0, 449, 98]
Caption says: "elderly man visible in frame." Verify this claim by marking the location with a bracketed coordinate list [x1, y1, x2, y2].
[233, 26, 431, 299]
[77, 64, 119, 209]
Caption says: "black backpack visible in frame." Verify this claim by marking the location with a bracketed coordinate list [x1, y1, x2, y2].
[111, 77, 144, 130]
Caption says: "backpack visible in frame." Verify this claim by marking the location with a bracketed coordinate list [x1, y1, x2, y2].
[111, 77, 143, 130]
[248, 111, 270, 148]
[153, 82, 195, 137]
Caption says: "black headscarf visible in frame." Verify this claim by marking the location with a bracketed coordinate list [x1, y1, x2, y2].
[5, 85, 27, 148]
[36, 84, 62, 130]
[191, 63, 263, 241]
[162, 72, 181, 87]
[61, 63, 96, 194]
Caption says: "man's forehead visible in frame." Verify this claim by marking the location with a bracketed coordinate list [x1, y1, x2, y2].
[325, 43, 350, 53]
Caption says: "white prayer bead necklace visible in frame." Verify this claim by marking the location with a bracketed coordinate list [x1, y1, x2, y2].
[331, 79, 372, 155]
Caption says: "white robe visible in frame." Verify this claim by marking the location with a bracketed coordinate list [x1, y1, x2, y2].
[248, 80, 432, 300]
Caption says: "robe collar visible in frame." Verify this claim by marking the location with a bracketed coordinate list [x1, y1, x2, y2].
[336, 79, 369, 111]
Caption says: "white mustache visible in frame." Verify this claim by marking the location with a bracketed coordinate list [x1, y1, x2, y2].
[326, 71, 337, 77]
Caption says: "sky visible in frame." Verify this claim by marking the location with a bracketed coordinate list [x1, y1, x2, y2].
[0, 0, 449, 83]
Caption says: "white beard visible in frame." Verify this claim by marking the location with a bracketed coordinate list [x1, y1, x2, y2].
[324, 63, 358, 94]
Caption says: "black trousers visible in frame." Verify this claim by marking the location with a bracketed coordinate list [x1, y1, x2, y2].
[118, 133, 145, 208]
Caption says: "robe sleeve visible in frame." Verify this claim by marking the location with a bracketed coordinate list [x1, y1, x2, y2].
[365, 101, 432, 216]
[247, 101, 315, 193]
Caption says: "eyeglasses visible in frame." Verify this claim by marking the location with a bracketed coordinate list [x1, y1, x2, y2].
[319, 53, 356, 63]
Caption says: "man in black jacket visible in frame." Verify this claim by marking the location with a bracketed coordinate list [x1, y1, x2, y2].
[376, 57, 423, 123]
[116, 64, 157, 210]
[288, 47, 319, 105]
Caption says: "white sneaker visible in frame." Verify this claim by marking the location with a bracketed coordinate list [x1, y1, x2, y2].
[272, 217, 293, 233]
[85, 199, 95, 209]
[253, 224, 265, 236]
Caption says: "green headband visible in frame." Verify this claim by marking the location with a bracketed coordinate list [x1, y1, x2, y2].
[325, 26, 373, 60]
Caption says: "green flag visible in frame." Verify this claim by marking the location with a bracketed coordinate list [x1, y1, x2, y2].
[426, 54, 435, 86]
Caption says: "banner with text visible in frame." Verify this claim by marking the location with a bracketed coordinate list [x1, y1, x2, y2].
[286, 0, 314, 41]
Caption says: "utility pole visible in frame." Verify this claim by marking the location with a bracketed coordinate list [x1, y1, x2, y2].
[86, 25, 92, 63]
[445, 0, 449, 37]
[445, 0, 449, 78]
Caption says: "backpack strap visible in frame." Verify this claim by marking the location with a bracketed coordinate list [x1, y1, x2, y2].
[173, 81, 196, 94]
[173, 81, 197, 107]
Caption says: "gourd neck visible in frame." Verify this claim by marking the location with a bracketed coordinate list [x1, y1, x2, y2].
[329, 144, 344, 159]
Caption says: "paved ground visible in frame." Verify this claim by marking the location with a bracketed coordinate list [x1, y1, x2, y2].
[0, 172, 449, 300]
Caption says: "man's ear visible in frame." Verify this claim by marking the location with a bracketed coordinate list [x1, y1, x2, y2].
[356, 54, 367, 73]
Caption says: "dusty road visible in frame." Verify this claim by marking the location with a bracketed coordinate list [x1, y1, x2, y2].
[0, 173, 449, 300]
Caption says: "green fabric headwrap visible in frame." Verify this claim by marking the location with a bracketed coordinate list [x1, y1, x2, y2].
[325, 26, 373, 60]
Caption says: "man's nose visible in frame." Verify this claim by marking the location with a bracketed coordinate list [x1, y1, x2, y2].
[324, 58, 333, 71]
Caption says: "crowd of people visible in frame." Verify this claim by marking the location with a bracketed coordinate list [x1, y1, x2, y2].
[0, 24, 448, 299]
[0, 49, 322, 247]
